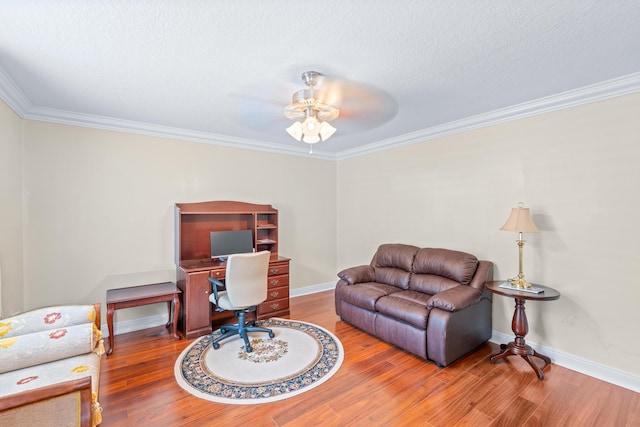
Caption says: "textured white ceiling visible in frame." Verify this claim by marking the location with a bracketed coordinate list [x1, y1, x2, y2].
[1, 1, 640, 159]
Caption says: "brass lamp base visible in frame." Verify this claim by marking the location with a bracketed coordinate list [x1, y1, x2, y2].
[510, 277, 532, 289]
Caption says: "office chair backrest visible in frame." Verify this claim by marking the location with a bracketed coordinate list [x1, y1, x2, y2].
[224, 251, 271, 307]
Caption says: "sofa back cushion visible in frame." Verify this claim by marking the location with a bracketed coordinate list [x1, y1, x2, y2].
[371, 244, 419, 290]
[410, 248, 479, 294]
[0, 305, 98, 338]
[0, 305, 101, 374]
[0, 323, 98, 374]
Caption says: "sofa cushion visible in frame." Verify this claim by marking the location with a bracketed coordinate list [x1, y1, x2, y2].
[336, 282, 401, 311]
[371, 244, 419, 290]
[375, 290, 432, 329]
[411, 248, 478, 293]
[0, 305, 98, 338]
[410, 274, 461, 295]
[0, 323, 99, 374]
[0, 352, 102, 424]
[0, 352, 101, 399]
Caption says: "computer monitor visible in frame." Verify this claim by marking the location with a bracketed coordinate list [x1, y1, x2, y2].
[209, 229, 254, 261]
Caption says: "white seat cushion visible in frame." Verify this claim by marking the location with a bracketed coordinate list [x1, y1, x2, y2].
[209, 291, 252, 311]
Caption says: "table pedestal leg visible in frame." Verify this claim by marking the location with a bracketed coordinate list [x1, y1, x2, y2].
[489, 297, 551, 380]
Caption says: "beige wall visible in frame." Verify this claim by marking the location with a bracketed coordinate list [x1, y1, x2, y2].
[3, 92, 640, 378]
[19, 120, 336, 322]
[337, 92, 640, 376]
[0, 101, 24, 316]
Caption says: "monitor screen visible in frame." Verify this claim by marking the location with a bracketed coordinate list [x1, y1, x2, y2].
[210, 230, 254, 260]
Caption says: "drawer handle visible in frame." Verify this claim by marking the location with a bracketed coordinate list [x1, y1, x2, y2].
[204, 290, 209, 295]
[270, 291, 280, 298]
[270, 268, 279, 274]
[270, 279, 279, 286]
[270, 303, 280, 310]
[214, 272, 221, 277]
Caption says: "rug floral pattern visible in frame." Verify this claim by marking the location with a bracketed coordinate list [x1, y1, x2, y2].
[238, 337, 288, 363]
[176, 318, 343, 403]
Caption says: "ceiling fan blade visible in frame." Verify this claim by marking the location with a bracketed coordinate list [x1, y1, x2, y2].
[226, 79, 295, 130]
[316, 75, 398, 131]
[227, 71, 397, 134]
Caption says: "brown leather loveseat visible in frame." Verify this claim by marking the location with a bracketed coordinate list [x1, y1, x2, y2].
[335, 244, 493, 367]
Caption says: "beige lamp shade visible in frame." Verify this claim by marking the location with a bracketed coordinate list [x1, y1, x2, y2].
[500, 207, 539, 233]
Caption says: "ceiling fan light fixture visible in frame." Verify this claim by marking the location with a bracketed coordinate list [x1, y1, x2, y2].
[302, 134, 321, 144]
[284, 71, 340, 149]
[302, 114, 320, 136]
[319, 121, 337, 140]
[286, 121, 303, 141]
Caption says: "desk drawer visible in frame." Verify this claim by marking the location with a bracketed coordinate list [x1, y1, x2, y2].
[259, 297, 289, 316]
[267, 274, 289, 289]
[268, 263, 289, 276]
[266, 285, 289, 302]
[209, 269, 225, 281]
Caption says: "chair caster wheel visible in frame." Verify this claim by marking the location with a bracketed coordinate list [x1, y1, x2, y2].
[269, 331, 275, 338]
[212, 342, 220, 350]
[246, 346, 253, 353]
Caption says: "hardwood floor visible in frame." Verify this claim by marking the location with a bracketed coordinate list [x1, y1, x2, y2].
[100, 290, 639, 426]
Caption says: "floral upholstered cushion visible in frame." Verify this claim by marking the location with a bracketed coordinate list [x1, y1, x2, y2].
[0, 304, 98, 338]
[0, 323, 98, 374]
[0, 305, 103, 374]
[0, 352, 102, 424]
[0, 304, 104, 426]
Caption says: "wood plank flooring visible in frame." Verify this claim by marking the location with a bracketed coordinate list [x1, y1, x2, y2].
[99, 290, 640, 426]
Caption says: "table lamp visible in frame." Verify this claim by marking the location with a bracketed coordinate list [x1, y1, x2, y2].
[500, 202, 539, 289]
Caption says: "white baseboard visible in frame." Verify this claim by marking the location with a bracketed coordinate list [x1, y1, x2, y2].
[102, 313, 169, 338]
[100, 282, 337, 337]
[490, 330, 640, 393]
[290, 281, 336, 297]
[103, 282, 639, 393]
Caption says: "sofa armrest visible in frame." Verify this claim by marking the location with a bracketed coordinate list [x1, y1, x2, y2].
[337, 265, 375, 285]
[427, 285, 483, 312]
[468, 260, 493, 291]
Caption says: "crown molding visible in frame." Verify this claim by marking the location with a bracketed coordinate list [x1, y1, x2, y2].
[0, 66, 32, 115]
[335, 72, 640, 160]
[24, 105, 338, 160]
[1, 65, 638, 162]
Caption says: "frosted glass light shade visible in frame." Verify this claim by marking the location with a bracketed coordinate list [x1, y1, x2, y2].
[319, 121, 336, 140]
[302, 116, 320, 136]
[286, 116, 336, 145]
[302, 134, 321, 144]
[286, 122, 303, 141]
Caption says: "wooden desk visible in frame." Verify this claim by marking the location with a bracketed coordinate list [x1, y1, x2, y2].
[177, 256, 290, 339]
[485, 281, 561, 380]
[173, 200, 290, 339]
[106, 282, 181, 355]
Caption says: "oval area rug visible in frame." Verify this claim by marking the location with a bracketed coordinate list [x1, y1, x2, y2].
[174, 318, 344, 404]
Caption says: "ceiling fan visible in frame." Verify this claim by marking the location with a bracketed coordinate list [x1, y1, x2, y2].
[284, 71, 339, 150]
[229, 70, 398, 154]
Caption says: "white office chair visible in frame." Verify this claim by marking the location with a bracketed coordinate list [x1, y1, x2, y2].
[207, 251, 274, 352]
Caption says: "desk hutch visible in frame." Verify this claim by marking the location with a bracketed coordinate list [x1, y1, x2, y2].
[175, 200, 290, 339]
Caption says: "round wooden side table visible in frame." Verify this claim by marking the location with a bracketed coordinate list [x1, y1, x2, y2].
[485, 280, 561, 380]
